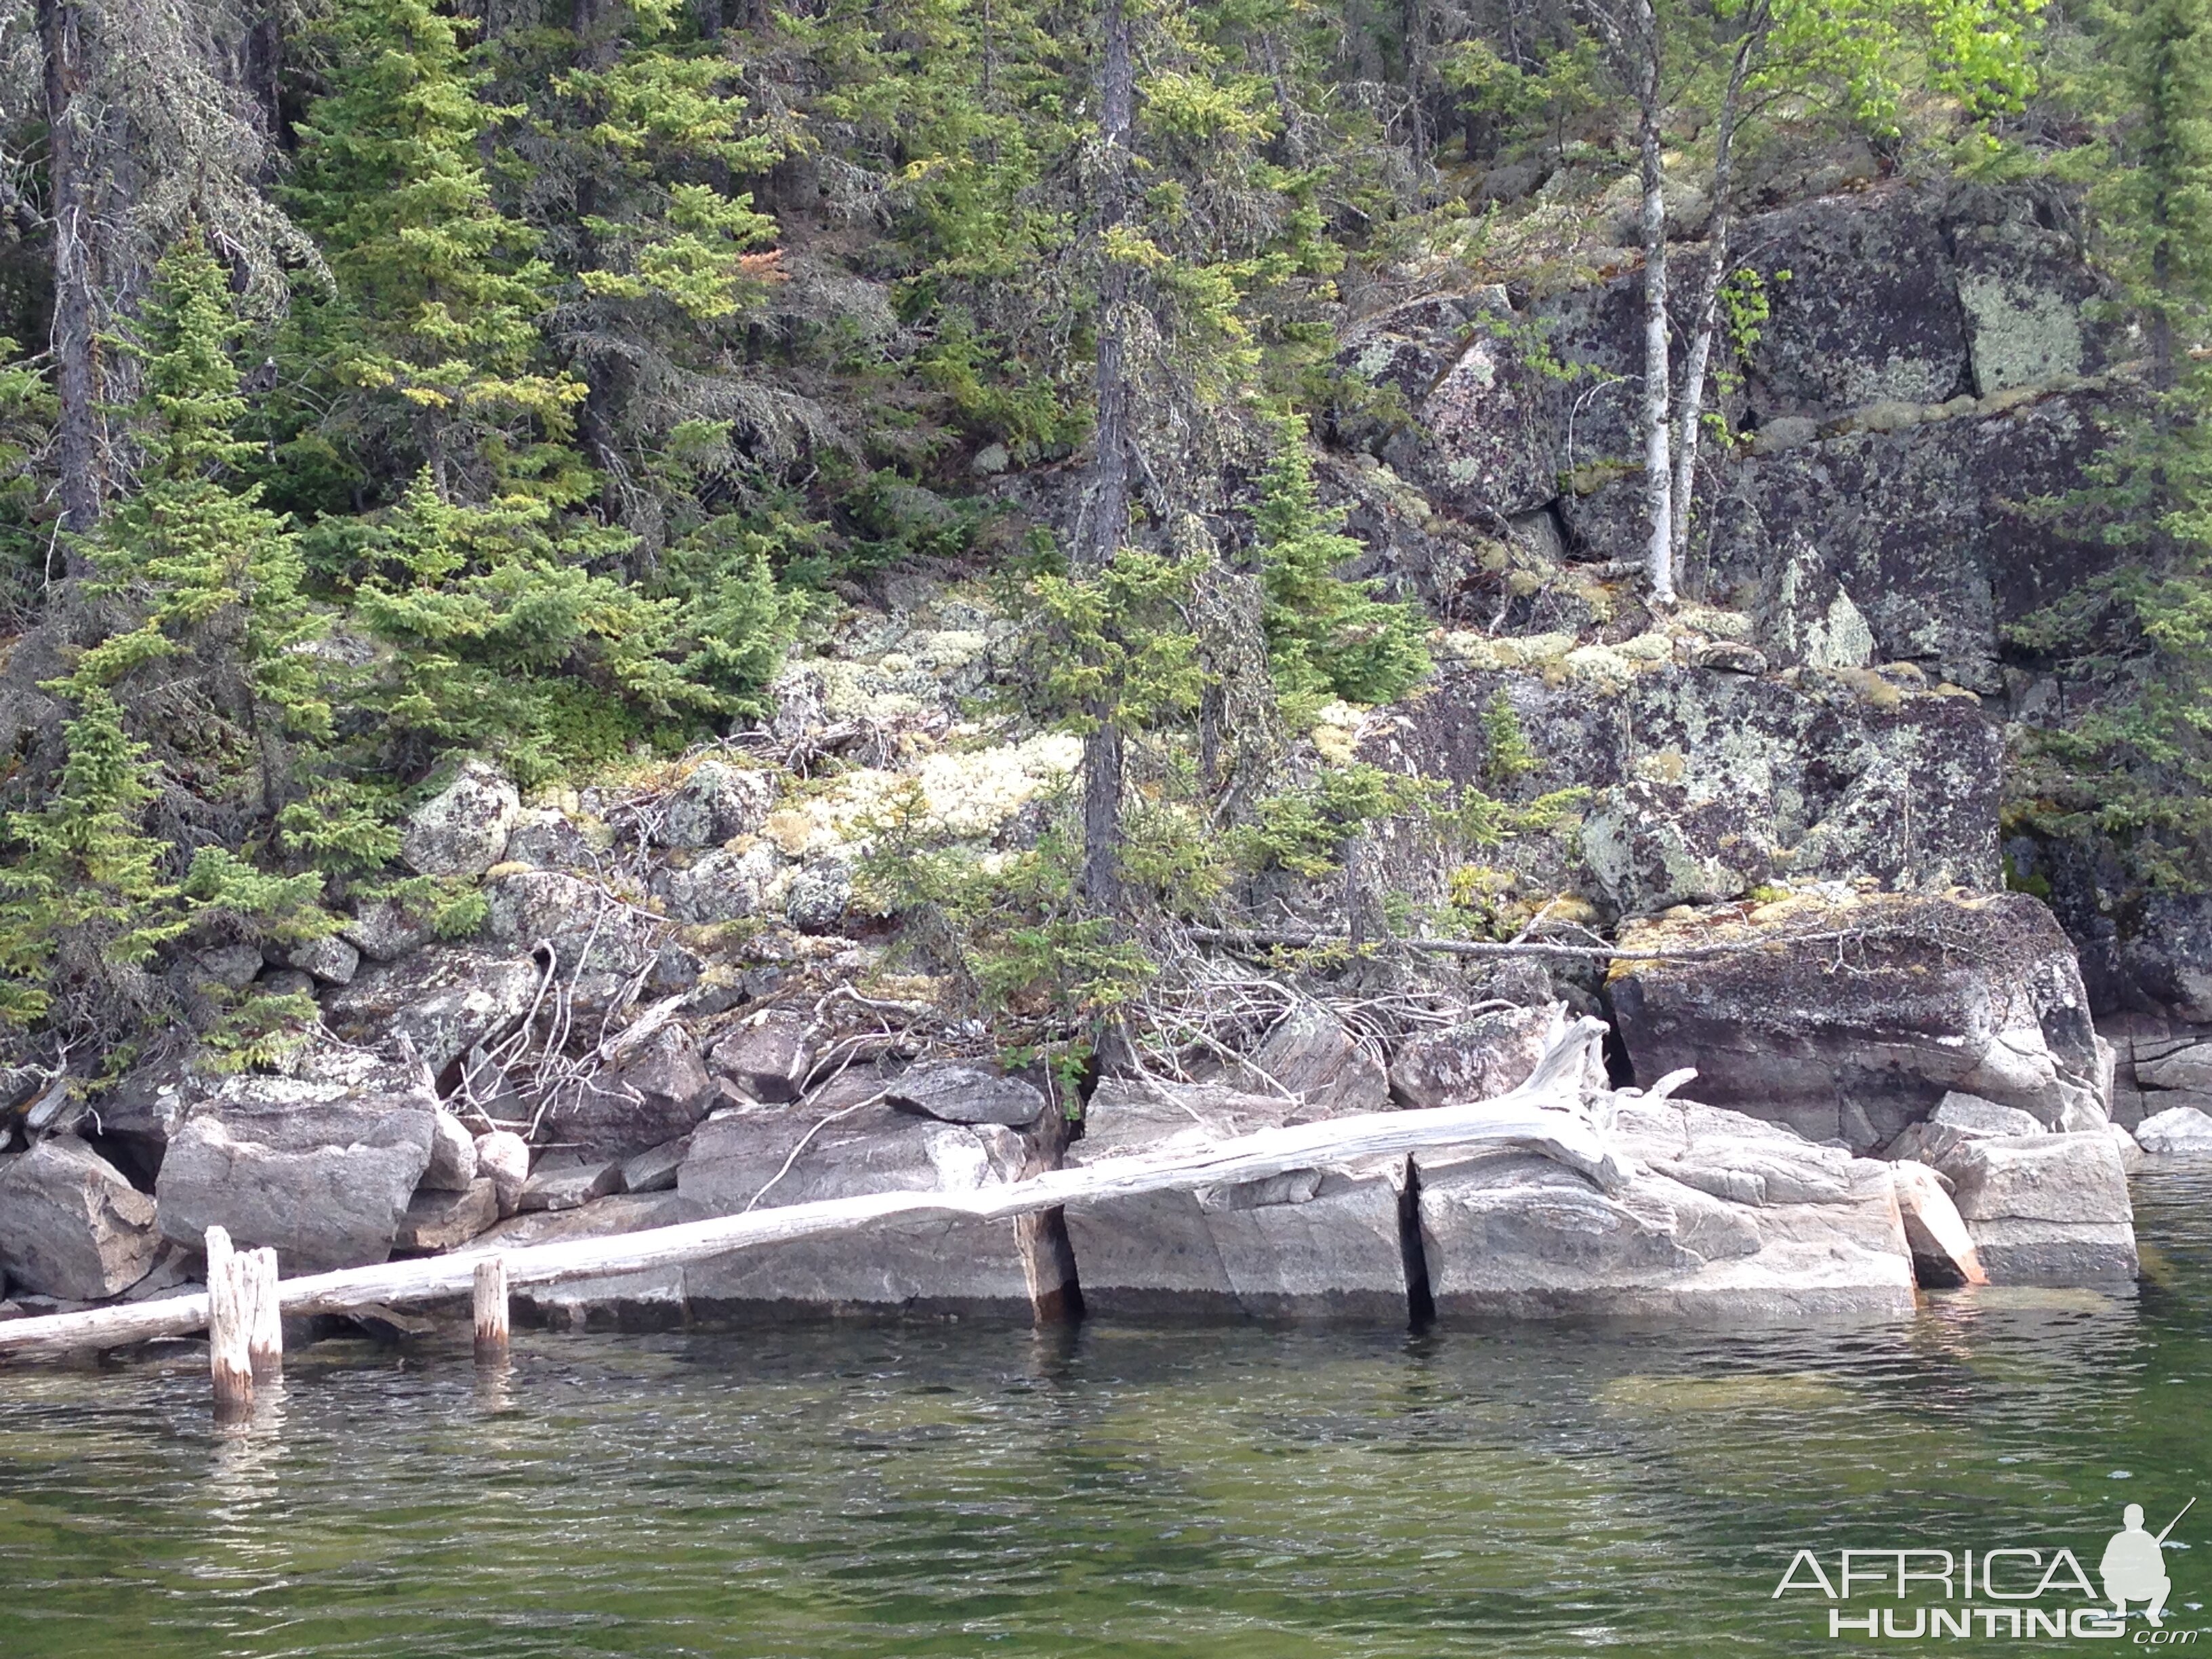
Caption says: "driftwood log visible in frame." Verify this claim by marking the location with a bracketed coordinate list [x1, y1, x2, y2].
[0, 1016, 1621, 1364]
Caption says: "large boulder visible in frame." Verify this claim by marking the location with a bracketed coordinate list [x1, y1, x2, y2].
[1389, 1006, 1552, 1109]
[1607, 893, 2108, 1152]
[676, 1102, 1038, 1314]
[886, 1061, 1048, 1127]
[0, 1138, 161, 1299]
[402, 759, 519, 877]
[2137, 1104, 2212, 1156]
[659, 761, 775, 848]
[480, 869, 661, 981]
[1226, 1008, 1389, 1115]
[324, 947, 542, 1075]
[707, 1012, 813, 1103]
[1416, 1097, 1917, 1319]
[1930, 1132, 2137, 1285]
[1064, 1082, 1410, 1321]
[154, 1052, 438, 1273]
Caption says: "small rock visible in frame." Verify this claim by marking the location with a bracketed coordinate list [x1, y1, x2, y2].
[2136, 1104, 2212, 1156]
[661, 761, 775, 848]
[274, 933, 360, 986]
[473, 1130, 531, 1217]
[708, 1015, 812, 1103]
[520, 1156, 626, 1212]
[402, 759, 520, 878]
[0, 1138, 160, 1300]
[649, 942, 702, 995]
[1687, 640, 1769, 675]
[421, 1110, 478, 1192]
[887, 1062, 1047, 1127]
[620, 1135, 691, 1195]
[257, 968, 317, 1000]
[394, 1180, 499, 1252]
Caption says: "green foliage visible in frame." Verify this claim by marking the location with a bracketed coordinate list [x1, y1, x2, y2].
[1031, 548, 1209, 733]
[1250, 416, 1432, 725]
[1238, 764, 1439, 878]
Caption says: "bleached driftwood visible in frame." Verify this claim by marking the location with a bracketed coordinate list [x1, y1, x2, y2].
[0, 1015, 1621, 1364]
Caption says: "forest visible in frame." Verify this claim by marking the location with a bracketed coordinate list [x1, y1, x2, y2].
[0, 0, 2205, 1086]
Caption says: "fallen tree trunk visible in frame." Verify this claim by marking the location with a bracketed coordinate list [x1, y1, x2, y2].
[0, 1017, 1620, 1364]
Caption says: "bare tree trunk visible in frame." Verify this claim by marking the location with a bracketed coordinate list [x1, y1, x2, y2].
[1667, 9, 1763, 575]
[1079, 0, 1136, 916]
[1630, 0, 1673, 604]
[38, 0, 102, 556]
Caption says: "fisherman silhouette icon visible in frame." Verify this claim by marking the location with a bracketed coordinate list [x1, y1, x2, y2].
[2102, 1499, 2193, 1626]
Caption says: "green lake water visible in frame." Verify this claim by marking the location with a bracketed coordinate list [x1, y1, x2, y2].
[4, 1169, 2212, 1657]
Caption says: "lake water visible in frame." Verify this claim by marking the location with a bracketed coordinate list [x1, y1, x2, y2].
[3, 1170, 2210, 1657]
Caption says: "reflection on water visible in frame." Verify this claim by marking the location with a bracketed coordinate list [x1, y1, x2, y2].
[1, 1170, 2209, 1658]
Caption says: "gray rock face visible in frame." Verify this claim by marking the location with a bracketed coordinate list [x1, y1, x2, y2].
[708, 1014, 812, 1103]
[0, 1138, 160, 1299]
[661, 761, 774, 848]
[401, 759, 520, 877]
[620, 1136, 691, 1195]
[678, 1103, 1035, 1313]
[1609, 894, 2108, 1152]
[325, 948, 542, 1074]
[549, 1023, 717, 1159]
[2135, 1105, 2212, 1156]
[2139, 1043, 2212, 1092]
[1418, 1098, 1917, 1319]
[1389, 1008, 1552, 1109]
[1230, 1008, 1388, 1115]
[1064, 1082, 1409, 1320]
[887, 1062, 1047, 1127]
[1883, 1091, 2047, 1164]
[504, 808, 598, 869]
[783, 862, 853, 934]
[155, 1055, 437, 1272]
[663, 842, 784, 924]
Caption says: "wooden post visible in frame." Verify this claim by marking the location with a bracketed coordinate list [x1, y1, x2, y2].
[246, 1248, 283, 1382]
[474, 1256, 510, 1364]
[203, 1227, 253, 1420]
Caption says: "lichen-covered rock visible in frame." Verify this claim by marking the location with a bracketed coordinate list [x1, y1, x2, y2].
[155, 1052, 437, 1273]
[325, 948, 542, 1074]
[503, 806, 600, 869]
[659, 760, 775, 848]
[480, 869, 660, 978]
[341, 898, 433, 964]
[401, 759, 519, 877]
[1363, 661, 2003, 918]
[1389, 1007, 1553, 1109]
[0, 1138, 160, 1299]
[271, 932, 359, 987]
[677, 1103, 1037, 1314]
[1063, 1082, 1410, 1320]
[1608, 893, 2107, 1151]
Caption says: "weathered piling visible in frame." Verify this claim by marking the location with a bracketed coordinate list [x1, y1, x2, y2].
[473, 1257, 510, 1363]
[204, 1227, 253, 1419]
[247, 1248, 283, 1381]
